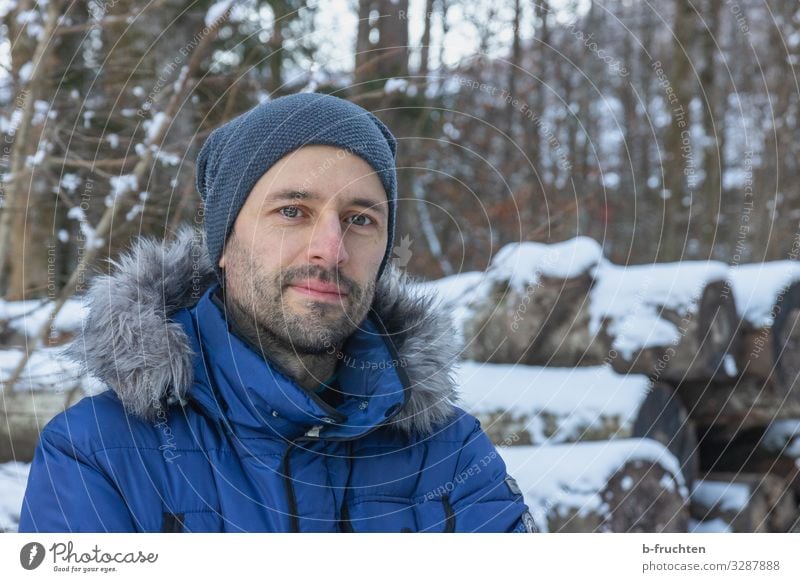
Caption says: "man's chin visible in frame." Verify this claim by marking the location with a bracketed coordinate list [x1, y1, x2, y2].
[277, 316, 351, 352]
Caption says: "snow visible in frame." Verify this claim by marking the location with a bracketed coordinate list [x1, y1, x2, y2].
[413, 271, 490, 346]
[17, 9, 44, 41]
[690, 480, 750, 512]
[659, 472, 677, 492]
[107, 174, 138, 205]
[417, 270, 485, 306]
[0, 1, 18, 20]
[0, 462, 29, 533]
[31, 99, 53, 125]
[723, 354, 738, 376]
[0, 297, 87, 338]
[606, 312, 682, 360]
[384, 78, 409, 94]
[60, 173, 82, 193]
[589, 260, 730, 358]
[489, 237, 604, 294]
[66, 206, 102, 249]
[25, 147, 46, 167]
[689, 518, 732, 533]
[144, 112, 168, 142]
[173, 65, 190, 94]
[499, 439, 686, 532]
[727, 261, 800, 327]
[763, 419, 800, 458]
[154, 148, 181, 166]
[205, 0, 234, 27]
[0, 346, 86, 391]
[18, 61, 33, 84]
[456, 362, 651, 444]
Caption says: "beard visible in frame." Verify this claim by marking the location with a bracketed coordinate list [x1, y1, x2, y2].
[220, 234, 376, 356]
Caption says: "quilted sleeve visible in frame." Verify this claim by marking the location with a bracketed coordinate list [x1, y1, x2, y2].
[17, 427, 137, 533]
[446, 416, 538, 532]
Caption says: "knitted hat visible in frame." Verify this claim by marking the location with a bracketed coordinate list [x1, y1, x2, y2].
[195, 92, 398, 282]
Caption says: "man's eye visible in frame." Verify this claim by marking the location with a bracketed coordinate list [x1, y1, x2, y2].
[279, 206, 303, 219]
[348, 214, 373, 226]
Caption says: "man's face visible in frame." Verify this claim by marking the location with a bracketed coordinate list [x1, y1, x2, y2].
[218, 145, 389, 355]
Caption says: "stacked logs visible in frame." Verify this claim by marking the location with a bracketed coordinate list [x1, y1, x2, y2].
[442, 238, 800, 533]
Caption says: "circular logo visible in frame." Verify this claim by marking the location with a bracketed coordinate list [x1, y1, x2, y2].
[20, 542, 46, 570]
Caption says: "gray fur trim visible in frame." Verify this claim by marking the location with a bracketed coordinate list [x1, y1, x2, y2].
[65, 224, 459, 436]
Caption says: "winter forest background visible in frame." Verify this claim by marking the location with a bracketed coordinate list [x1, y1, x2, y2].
[1, 0, 800, 533]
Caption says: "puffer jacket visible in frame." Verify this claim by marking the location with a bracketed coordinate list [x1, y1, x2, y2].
[18, 226, 536, 533]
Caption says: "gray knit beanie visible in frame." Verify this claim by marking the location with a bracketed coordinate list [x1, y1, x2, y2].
[195, 92, 398, 283]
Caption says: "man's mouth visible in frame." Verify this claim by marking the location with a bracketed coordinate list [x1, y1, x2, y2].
[287, 279, 348, 302]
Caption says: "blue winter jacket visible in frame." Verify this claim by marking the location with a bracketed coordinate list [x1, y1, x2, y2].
[18, 227, 535, 533]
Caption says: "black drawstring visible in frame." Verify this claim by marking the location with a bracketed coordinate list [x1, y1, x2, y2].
[281, 438, 301, 532]
[161, 512, 185, 532]
[339, 440, 355, 532]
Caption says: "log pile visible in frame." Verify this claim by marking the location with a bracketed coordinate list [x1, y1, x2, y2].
[443, 237, 800, 533]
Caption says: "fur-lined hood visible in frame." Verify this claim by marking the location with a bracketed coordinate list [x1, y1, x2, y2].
[64, 225, 461, 437]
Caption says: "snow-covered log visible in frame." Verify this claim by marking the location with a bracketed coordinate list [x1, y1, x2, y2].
[689, 473, 799, 533]
[458, 362, 698, 486]
[590, 260, 740, 383]
[500, 439, 690, 532]
[0, 345, 94, 462]
[457, 237, 608, 366]
[729, 261, 800, 393]
[0, 388, 83, 462]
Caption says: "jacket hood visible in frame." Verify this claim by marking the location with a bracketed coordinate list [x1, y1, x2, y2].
[63, 225, 460, 437]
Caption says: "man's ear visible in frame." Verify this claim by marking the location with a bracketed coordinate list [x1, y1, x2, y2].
[218, 252, 226, 269]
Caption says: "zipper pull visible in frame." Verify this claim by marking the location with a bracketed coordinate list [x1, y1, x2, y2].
[305, 425, 323, 438]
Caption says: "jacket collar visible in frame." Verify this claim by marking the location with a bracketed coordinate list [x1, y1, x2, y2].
[64, 225, 460, 438]
[172, 282, 411, 440]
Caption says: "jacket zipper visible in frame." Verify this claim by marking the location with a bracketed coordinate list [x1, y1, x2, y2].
[281, 437, 356, 533]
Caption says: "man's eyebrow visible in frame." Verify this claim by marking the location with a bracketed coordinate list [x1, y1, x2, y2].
[268, 189, 314, 202]
[267, 188, 387, 215]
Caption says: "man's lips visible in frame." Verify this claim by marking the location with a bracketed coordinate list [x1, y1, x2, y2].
[287, 279, 348, 301]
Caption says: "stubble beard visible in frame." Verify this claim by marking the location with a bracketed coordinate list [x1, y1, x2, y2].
[221, 235, 376, 356]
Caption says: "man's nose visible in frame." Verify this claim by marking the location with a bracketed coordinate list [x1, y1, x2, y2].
[306, 211, 349, 267]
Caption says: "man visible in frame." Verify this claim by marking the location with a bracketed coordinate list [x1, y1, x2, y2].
[18, 92, 536, 533]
